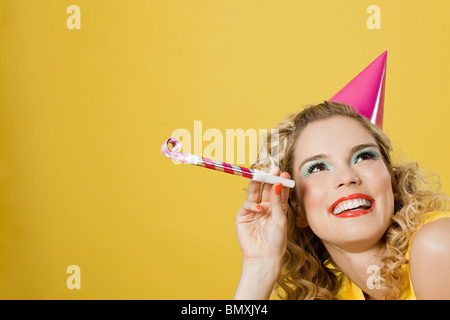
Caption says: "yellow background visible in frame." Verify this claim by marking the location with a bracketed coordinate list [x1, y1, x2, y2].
[1, 0, 449, 299]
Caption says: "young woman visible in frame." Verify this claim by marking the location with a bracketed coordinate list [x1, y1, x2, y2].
[234, 101, 450, 300]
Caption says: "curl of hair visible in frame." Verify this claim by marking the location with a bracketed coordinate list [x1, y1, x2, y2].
[250, 101, 449, 300]
[381, 162, 449, 299]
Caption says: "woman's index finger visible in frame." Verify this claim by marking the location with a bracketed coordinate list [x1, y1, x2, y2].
[247, 180, 262, 202]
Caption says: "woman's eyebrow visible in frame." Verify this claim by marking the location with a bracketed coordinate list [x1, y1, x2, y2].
[351, 143, 379, 153]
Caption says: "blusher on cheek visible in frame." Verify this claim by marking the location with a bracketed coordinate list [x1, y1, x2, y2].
[364, 162, 392, 192]
[299, 180, 326, 214]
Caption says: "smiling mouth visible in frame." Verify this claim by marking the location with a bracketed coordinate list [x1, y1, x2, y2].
[328, 193, 375, 218]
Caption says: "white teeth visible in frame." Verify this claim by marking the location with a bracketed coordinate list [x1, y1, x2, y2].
[332, 198, 372, 215]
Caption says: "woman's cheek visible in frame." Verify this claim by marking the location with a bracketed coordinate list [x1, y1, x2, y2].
[299, 179, 328, 212]
[358, 162, 392, 190]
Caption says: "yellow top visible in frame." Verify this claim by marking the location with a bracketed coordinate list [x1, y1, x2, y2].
[330, 211, 450, 300]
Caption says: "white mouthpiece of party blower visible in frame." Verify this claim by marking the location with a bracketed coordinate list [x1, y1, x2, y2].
[252, 169, 295, 188]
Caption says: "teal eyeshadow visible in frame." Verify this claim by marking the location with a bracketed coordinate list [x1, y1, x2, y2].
[350, 147, 380, 164]
[300, 160, 334, 178]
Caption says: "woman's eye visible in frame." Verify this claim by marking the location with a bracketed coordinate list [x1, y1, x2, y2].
[301, 161, 332, 178]
[355, 152, 373, 162]
[353, 149, 380, 164]
[306, 162, 330, 175]
[310, 163, 327, 173]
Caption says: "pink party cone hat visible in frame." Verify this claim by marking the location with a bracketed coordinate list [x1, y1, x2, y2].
[330, 51, 387, 128]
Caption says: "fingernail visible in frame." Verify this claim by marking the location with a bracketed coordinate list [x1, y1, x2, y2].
[275, 183, 282, 195]
[256, 205, 263, 211]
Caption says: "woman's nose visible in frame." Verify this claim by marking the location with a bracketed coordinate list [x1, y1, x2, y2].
[334, 167, 362, 189]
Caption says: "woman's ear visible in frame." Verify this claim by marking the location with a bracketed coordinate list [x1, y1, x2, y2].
[289, 198, 309, 228]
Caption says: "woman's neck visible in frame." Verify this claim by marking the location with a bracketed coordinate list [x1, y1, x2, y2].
[323, 240, 389, 300]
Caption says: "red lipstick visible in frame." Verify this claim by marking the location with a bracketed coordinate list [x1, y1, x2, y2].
[328, 193, 375, 218]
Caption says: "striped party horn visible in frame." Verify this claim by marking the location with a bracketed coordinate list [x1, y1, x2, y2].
[161, 137, 295, 188]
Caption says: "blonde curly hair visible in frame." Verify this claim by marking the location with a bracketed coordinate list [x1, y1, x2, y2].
[251, 101, 449, 300]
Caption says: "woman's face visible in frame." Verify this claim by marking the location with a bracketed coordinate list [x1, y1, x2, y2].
[292, 116, 395, 253]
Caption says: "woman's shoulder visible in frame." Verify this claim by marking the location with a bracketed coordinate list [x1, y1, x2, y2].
[408, 211, 450, 299]
[411, 211, 450, 252]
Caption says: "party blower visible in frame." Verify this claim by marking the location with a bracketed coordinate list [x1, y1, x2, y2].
[161, 137, 295, 188]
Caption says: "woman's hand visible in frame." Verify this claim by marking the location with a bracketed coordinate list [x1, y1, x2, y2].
[235, 166, 291, 261]
[234, 166, 291, 299]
